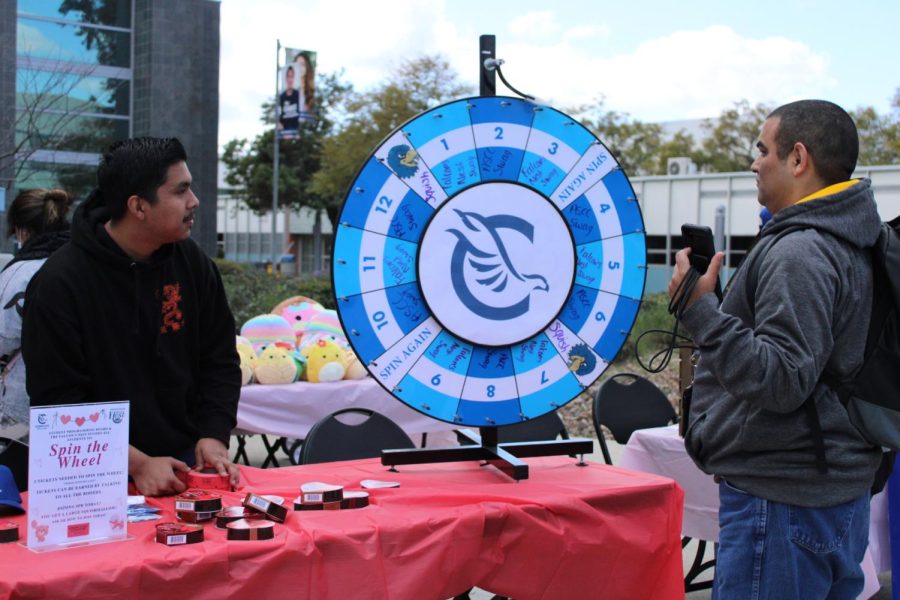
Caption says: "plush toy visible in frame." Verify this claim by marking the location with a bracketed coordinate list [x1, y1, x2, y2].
[298, 308, 349, 351]
[254, 342, 300, 385]
[272, 295, 325, 345]
[343, 348, 369, 380]
[302, 338, 346, 383]
[236, 336, 257, 385]
[240, 314, 296, 354]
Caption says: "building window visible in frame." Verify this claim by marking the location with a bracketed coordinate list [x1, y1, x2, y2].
[18, 17, 131, 69]
[19, 1, 132, 28]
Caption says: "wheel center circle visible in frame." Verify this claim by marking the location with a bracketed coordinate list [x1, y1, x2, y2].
[417, 182, 575, 347]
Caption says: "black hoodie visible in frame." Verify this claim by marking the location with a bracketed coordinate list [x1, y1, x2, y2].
[22, 192, 241, 458]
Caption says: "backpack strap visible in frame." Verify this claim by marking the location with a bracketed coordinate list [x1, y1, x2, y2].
[741, 225, 830, 474]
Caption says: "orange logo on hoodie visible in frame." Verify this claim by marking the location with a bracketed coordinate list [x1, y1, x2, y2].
[160, 283, 184, 333]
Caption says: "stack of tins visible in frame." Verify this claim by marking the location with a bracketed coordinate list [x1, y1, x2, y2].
[0, 522, 18, 543]
[293, 482, 370, 511]
[174, 489, 223, 523]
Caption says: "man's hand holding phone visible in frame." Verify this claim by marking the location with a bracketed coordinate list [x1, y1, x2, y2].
[668, 224, 725, 310]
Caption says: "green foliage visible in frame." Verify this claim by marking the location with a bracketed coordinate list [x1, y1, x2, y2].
[311, 55, 473, 208]
[696, 100, 771, 173]
[853, 104, 900, 166]
[574, 99, 698, 176]
[623, 293, 677, 361]
[221, 72, 352, 226]
[216, 259, 334, 332]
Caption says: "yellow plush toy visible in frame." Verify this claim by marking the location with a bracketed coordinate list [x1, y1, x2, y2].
[302, 338, 346, 383]
[254, 343, 300, 385]
[236, 336, 257, 385]
[343, 348, 369, 380]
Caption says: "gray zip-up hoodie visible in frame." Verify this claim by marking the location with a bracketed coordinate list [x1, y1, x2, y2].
[681, 178, 883, 507]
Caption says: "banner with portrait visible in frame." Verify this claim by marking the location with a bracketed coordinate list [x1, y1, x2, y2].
[278, 47, 317, 140]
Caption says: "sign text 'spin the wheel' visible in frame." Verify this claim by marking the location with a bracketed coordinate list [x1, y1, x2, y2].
[333, 96, 646, 428]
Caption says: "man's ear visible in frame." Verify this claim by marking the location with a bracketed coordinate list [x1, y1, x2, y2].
[127, 195, 146, 220]
[791, 142, 812, 176]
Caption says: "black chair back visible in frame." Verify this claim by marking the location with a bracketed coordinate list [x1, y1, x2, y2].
[298, 408, 415, 465]
[592, 373, 677, 465]
[0, 437, 28, 492]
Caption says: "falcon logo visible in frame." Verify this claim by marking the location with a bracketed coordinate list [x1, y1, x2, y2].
[448, 209, 548, 321]
[568, 343, 597, 376]
[386, 144, 419, 179]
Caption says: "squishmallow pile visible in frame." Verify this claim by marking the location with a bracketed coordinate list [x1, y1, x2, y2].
[236, 296, 368, 384]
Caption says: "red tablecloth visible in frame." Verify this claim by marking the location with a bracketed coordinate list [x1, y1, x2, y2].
[0, 457, 684, 599]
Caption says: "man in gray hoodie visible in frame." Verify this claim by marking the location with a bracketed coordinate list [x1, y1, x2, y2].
[668, 100, 882, 598]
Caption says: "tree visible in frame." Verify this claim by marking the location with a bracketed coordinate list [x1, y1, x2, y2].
[695, 100, 771, 173]
[574, 100, 698, 176]
[852, 90, 900, 166]
[221, 71, 352, 228]
[310, 55, 473, 211]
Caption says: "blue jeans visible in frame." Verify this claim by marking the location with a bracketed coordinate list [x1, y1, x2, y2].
[715, 480, 870, 600]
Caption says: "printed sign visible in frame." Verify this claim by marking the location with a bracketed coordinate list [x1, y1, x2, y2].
[27, 401, 130, 551]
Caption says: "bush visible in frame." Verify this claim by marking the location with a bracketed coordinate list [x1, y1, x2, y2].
[623, 292, 677, 362]
[216, 259, 334, 331]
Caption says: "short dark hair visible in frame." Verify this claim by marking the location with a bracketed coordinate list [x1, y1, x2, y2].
[768, 100, 858, 185]
[97, 137, 187, 220]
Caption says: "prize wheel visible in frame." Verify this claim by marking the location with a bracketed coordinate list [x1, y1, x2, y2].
[333, 96, 646, 427]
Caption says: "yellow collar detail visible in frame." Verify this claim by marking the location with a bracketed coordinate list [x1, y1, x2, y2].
[796, 179, 859, 204]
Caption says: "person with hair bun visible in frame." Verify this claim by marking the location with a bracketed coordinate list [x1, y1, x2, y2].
[0, 188, 72, 442]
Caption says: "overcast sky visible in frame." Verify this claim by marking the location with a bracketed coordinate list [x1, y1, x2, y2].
[218, 0, 899, 147]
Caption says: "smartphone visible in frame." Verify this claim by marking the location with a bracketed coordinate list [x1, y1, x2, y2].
[681, 224, 717, 274]
[681, 223, 723, 301]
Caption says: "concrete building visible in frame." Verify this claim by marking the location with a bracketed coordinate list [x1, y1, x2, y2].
[0, 0, 220, 256]
[635, 164, 900, 293]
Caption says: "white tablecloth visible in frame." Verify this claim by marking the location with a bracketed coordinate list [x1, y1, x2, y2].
[619, 425, 890, 599]
[235, 377, 459, 446]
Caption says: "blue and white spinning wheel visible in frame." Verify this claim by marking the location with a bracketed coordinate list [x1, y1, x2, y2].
[333, 96, 646, 428]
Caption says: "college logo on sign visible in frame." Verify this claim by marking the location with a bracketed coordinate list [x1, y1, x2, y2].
[447, 209, 548, 321]
[109, 409, 126, 424]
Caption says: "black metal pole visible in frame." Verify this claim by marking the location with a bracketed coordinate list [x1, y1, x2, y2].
[479, 35, 496, 97]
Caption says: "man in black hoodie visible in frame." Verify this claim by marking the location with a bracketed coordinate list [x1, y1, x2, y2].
[23, 137, 242, 496]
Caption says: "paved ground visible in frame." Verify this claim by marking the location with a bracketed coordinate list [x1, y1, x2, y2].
[232, 433, 891, 599]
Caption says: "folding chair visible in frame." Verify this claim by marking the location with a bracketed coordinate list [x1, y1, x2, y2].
[296, 408, 415, 465]
[593, 373, 714, 592]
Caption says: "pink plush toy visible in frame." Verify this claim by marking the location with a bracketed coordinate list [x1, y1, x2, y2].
[274, 296, 326, 345]
[298, 308, 349, 351]
[240, 314, 296, 354]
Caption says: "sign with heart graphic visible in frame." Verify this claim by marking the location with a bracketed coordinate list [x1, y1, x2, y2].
[27, 401, 131, 551]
